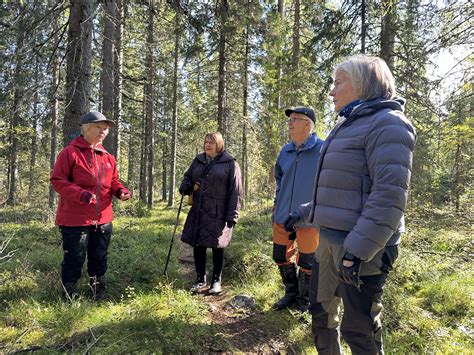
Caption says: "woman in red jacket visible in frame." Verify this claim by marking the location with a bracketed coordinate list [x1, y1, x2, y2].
[51, 112, 131, 301]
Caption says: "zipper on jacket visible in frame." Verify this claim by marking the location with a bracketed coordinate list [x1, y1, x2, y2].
[288, 150, 300, 216]
[93, 150, 101, 228]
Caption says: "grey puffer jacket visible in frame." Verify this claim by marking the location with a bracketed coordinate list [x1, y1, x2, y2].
[303, 98, 416, 261]
[181, 151, 242, 248]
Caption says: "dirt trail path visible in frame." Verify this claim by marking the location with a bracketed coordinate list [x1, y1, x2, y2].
[177, 241, 289, 353]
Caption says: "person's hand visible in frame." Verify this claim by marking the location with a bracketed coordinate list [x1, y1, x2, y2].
[339, 252, 363, 291]
[179, 178, 192, 196]
[80, 191, 97, 205]
[226, 221, 236, 228]
[283, 213, 301, 233]
[118, 188, 132, 201]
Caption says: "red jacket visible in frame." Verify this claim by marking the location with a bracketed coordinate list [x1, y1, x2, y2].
[51, 136, 126, 226]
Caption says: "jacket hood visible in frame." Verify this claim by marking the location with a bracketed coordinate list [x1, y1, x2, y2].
[196, 150, 235, 164]
[352, 97, 406, 118]
[71, 136, 107, 154]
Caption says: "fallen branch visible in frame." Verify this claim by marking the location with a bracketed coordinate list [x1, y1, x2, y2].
[82, 328, 101, 355]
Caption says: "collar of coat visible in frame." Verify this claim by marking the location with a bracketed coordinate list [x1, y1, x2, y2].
[196, 150, 234, 164]
[350, 97, 406, 119]
[285, 133, 320, 152]
[71, 135, 108, 154]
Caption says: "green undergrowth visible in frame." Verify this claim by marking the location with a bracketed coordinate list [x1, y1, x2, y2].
[1, 201, 472, 353]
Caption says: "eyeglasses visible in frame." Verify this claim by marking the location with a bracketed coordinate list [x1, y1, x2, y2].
[288, 117, 309, 124]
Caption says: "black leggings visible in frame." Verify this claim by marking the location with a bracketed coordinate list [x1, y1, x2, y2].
[194, 246, 224, 278]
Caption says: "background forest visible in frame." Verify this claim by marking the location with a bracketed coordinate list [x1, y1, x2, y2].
[0, 0, 473, 353]
[0, 0, 472, 209]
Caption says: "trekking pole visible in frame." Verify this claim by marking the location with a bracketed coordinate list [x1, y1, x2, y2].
[163, 194, 184, 276]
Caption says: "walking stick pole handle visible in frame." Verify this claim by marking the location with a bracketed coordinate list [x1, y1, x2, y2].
[163, 194, 184, 276]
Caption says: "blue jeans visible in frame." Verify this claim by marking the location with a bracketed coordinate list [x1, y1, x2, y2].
[60, 223, 112, 284]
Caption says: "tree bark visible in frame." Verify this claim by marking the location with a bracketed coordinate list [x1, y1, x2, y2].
[101, 0, 116, 154]
[7, 4, 27, 206]
[361, 0, 367, 53]
[380, 0, 396, 70]
[216, 0, 228, 138]
[241, 8, 250, 209]
[113, 0, 124, 163]
[144, 3, 155, 208]
[63, 0, 94, 146]
[49, 7, 61, 209]
[168, 13, 180, 207]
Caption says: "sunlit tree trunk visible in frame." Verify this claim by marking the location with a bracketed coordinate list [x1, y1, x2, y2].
[63, 0, 94, 146]
[380, 0, 396, 70]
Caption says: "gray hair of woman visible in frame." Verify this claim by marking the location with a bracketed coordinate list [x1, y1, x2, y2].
[334, 55, 396, 101]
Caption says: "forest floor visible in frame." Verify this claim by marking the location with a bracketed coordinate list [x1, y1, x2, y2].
[177, 240, 292, 353]
[1, 203, 472, 353]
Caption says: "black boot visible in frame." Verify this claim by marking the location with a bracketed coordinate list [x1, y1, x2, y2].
[273, 264, 298, 310]
[62, 282, 78, 301]
[89, 275, 107, 301]
[296, 271, 311, 312]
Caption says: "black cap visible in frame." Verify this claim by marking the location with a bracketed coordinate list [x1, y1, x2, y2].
[285, 106, 316, 123]
[80, 111, 115, 127]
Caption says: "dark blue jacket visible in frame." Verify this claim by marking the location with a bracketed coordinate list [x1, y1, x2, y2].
[301, 98, 416, 261]
[273, 133, 324, 226]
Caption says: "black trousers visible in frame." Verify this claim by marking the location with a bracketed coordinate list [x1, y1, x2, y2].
[194, 246, 224, 279]
[60, 223, 112, 284]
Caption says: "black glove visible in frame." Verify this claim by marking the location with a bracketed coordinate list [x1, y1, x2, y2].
[179, 178, 192, 196]
[283, 213, 301, 233]
[226, 221, 235, 228]
[339, 252, 363, 291]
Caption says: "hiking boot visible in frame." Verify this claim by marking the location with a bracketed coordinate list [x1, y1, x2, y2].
[62, 282, 78, 301]
[273, 264, 298, 310]
[190, 274, 207, 293]
[89, 275, 107, 301]
[208, 275, 222, 295]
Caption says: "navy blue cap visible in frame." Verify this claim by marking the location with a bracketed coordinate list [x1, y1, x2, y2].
[285, 106, 316, 123]
[80, 111, 115, 127]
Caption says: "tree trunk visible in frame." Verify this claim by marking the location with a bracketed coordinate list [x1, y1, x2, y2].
[29, 58, 39, 193]
[49, 9, 60, 209]
[101, 0, 116, 154]
[144, 3, 155, 208]
[139, 84, 147, 203]
[168, 14, 180, 207]
[278, 0, 284, 14]
[290, 0, 300, 106]
[380, 0, 396, 70]
[6, 4, 27, 206]
[361, 0, 367, 53]
[217, 0, 228, 137]
[63, 0, 94, 146]
[113, 0, 124, 163]
[241, 11, 250, 209]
